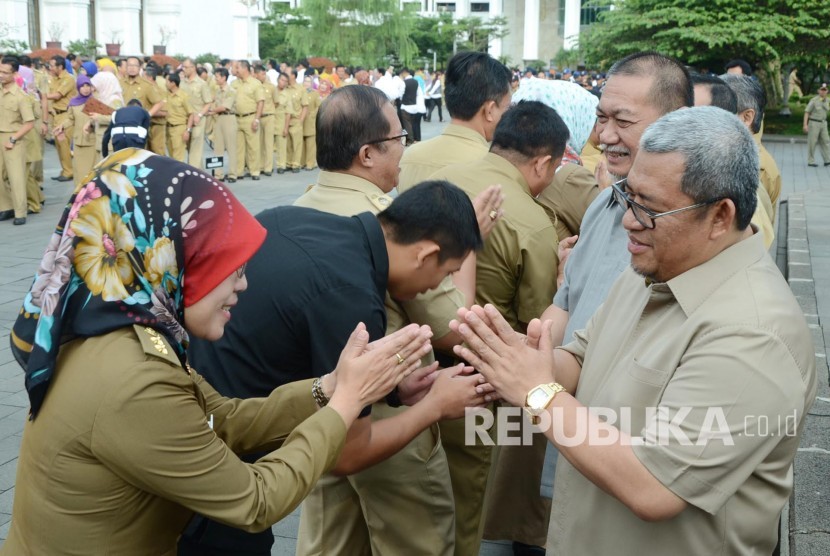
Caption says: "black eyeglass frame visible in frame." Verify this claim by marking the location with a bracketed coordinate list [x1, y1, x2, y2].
[236, 263, 247, 279]
[611, 178, 725, 229]
[365, 129, 408, 146]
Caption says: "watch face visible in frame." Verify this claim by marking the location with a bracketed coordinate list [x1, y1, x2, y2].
[528, 388, 549, 408]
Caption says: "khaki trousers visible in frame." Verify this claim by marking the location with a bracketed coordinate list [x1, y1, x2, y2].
[275, 114, 288, 170]
[296, 403, 456, 556]
[187, 117, 207, 169]
[303, 134, 317, 169]
[213, 114, 237, 179]
[53, 111, 73, 177]
[72, 145, 97, 187]
[149, 122, 166, 156]
[440, 412, 494, 556]
[288, 120, 303, 169]
[0, 132, 29, 218]
[166, 124, 188, 162]
[482, 405, 551, 547]
[25, 125, 44, 213]
[236, 115, 260, 177]
[259, 114, 275, 174]
[807, 120, 830, 164]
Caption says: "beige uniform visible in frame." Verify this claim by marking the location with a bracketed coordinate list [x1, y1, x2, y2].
[48, 71, 76, 178]
[212, 84, 238, 180]
[537, 162, 601, 241]
[433, 152, 559, 548]
[181, 75, 213, 169]
[234, 76, 265, 178]
[757, 141, 781, 220]
[122, 77, 165, 155]
[0, 83, 35, 218]
[1, 326, 347, 556]
[302, 88, 322, 170]
[805, 94, 830, 165]
[293, 171, 455, 556]
[258, 79, 277, 174]
[24, 90, 45, 213]
[398, 123, 489, 191]
[64, 104, 97, 186]
[579, 138, 603, 174]
[551, 232, 815, 555]
[274, 86, 293, 171]
[287, 83, 308, 169]
[165, 89, 193, 162]
[395, 123, 494, 556]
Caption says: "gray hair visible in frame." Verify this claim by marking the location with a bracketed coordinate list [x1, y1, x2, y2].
[720, 74, 765, 133]
[640, 106, 758, 229]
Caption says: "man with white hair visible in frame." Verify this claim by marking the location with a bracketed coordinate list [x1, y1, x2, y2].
[453, 105, 816, 555]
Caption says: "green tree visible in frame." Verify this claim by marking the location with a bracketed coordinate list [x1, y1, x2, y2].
[278, 0, 418, 68]
[579, 0, 830, 109]
[259, 2, 302, 64]
[410, 14, 509, 70]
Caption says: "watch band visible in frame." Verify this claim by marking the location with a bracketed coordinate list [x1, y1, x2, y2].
[312, 376, 330, 407]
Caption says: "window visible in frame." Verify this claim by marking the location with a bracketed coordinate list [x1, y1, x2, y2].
[471, 2, 490, 12]
[27, 0, 40, 49]
[436, 2, 456, 13]
[580, 0, 609, 26]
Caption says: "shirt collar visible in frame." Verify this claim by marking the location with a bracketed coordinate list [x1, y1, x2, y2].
[354, 212, 390, 295]
[442, 124, 489, 148]
[481, 152, 532, 197]
[316, 171, 389, 196]
[665, 228, 767, 317]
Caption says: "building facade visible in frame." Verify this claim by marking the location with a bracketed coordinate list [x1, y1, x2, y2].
[1, 0, 264, 59]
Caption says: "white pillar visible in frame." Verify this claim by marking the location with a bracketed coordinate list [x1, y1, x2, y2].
[523, 0, 540, 61]
[43, 0, 91, 48]
[456, 0, 469, 17]
[145, 0, 182, 55]
[563, 0, 580, 49]
[488, 0, 503, 58]
[0, 0, 30, 45]
[97, 0, 141, 54]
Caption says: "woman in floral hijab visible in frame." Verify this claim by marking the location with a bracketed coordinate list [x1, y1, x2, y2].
[4, 150, 426, 554]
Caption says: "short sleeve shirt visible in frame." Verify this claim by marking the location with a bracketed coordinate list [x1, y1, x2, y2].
[0, 84, 35, 132]
[537, 162, 600, 241]
[234, 77, 265, 115]
[165, 90, 192, 126]
[432, 152, 559, 328]
[397, 124, 489, 191]
[806, 95, 829, 121]
[215, 85, 236, 114]
[180, 76, 213, 113]
[260, 80, 277, 115]
[551, 232, 816, 555]
[49, 72, 76, 112]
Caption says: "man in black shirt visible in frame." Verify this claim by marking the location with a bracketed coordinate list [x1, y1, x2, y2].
[180, 180, 489, 556]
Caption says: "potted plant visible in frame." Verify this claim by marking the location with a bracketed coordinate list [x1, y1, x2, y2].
[46, 22, 64, 49]
[153, 25, 176, 55]
[105, 30, 122, 57]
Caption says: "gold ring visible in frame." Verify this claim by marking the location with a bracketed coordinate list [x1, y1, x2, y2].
[395, 352, 406, 365]
[489, 210, 498, 221]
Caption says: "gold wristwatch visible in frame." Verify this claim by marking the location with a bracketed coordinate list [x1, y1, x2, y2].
[525, 382, 566, 425]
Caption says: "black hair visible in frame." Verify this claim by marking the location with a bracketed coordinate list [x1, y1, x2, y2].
[237, 60, 251, 72]
[316, 86, 392, 171]
[66, 53, 76, 62]
[215, 67, 229, 80]
[298, 58, 309, 68]
[444, 51, 512, 121]
[144, 65, 159, 79]
[127, 98, 144, 107]
[51, 55, 65, 69]
[1, 56, 19, 72]
[378, 180, 482, 263]
[253, 64, 265, 74]
[197, 67, 207, 77]
[690, 74, 738, 114]
[491, 101, 570, 162]
[268, 58, 277, 69]
[724, 59, 752, 76]
[608, 51, 693, 114]
[19, 55, 31, 67]
[220, 58, 231, 67]
[166, 72, 180, 87]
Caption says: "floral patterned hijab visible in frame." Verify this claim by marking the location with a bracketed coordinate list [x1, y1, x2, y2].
[10, 149, 266, 418]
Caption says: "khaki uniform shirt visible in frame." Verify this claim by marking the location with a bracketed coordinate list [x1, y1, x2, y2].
[260, 80, 277, 115]
[579, 139, 603, 174]
[293, 171, 463, 341]
[288, 83, 306, 121]
[166, 89, 193, 126]
[751, 184, 775, 249]
[215, 84, 237, 114]
[0, 83, 35, 132]
[181, 75, 213, 115]
[398, 124, 489, 191]
[66, 104, 96, 147]
[433, 152, 559, 328]
[275, 86, 294, 119]
[2, 326, 346, 556]
[303, 89, 322, 136]
[234, 76, 265, 116]
[120, 76, 161, 112]
[48, 71, 76, 113]
[805, 95, 829, 122]
[552, 232, 816, 555]
[537, 163, 600, 241]
[756, 139, 782, 211]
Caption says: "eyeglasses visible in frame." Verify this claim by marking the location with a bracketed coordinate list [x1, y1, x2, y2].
[236, 263, 247, 279]
[611, 178, 724, 230]
[366, 129, 408, 146]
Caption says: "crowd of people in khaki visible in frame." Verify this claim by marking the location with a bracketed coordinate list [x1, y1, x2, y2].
[0, 46, 820, 556]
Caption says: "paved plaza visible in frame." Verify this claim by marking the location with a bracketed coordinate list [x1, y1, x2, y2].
[0, 127, 827, 554]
